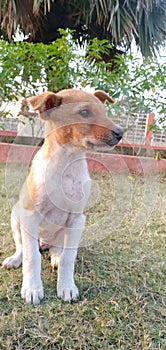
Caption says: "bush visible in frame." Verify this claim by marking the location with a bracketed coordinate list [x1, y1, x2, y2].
[0, 29, 165, 128]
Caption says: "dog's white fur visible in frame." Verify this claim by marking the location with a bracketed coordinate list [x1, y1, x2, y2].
[2, 89, 122, 304]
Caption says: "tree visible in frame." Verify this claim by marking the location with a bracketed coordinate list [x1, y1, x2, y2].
[0, 0, 166, 58]
[0, 32, 165, 129]
[0, 29, 76, 101]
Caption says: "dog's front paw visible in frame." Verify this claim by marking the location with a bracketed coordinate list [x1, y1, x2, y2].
[2, 253, 22, 269]
[21, 280, 44, 305]
[57, 282, 79, 302]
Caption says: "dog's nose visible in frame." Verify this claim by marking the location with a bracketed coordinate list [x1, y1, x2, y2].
[112, 125, 123, 141]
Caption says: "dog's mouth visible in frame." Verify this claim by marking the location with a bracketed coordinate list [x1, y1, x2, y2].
[83, 130, 122, 149]
[84, 140, 95, 149]
[101, 130, 122, 146]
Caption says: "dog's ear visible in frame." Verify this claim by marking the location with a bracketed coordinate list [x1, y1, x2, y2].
[93, 90, 114, 104]
[29, 92, 62, 115]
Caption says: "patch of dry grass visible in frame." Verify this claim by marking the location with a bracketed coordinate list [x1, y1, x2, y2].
[0, 164, 166, 349]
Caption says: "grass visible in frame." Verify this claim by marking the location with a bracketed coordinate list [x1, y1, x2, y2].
[0, 163, 165, 349]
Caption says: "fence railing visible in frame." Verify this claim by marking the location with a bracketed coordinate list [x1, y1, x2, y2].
[0, 116, 18, 132]
[114, 113, 166, 147]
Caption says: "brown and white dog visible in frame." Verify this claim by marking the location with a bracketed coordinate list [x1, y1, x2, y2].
[2, 89, 123, 304]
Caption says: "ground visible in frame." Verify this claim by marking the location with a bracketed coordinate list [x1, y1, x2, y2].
[0, 163, 165, 350]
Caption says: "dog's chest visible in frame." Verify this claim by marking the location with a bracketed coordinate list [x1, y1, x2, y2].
[32, 149, 91, 223]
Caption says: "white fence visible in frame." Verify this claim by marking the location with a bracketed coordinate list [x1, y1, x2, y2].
[114, 113, 166, 147]
[152, 129, 166, 146]
[0, 116, 18, 132]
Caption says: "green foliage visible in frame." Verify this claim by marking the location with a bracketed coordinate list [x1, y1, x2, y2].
[0, 31, 165, 128]
[93, 54, 165, 119]
[83, 40, 166, 128]
[0, 29, 76, 102]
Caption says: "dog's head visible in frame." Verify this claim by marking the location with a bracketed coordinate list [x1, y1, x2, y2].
[29, 89, 123, 150]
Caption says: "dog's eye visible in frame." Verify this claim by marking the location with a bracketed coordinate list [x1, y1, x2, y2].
[79, 109, 90, 117]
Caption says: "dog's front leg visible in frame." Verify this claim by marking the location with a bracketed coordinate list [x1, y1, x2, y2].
[20, 209, 44, 305]
[57, 214, 85, 302]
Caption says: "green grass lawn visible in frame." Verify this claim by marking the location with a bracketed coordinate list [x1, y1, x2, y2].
[0, 163, 165, 350]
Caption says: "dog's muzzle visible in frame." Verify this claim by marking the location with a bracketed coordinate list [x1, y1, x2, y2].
[84, 125, 123, 148]
[103, 125, 123, 146]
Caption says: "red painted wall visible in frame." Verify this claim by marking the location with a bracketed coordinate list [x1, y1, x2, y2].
[0, 142, 166, 174]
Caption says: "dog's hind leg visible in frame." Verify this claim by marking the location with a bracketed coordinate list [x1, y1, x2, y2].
[2, 205, 22, 269]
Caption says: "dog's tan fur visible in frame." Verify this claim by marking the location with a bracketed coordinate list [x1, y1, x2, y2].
[2, 89, 122, 304]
